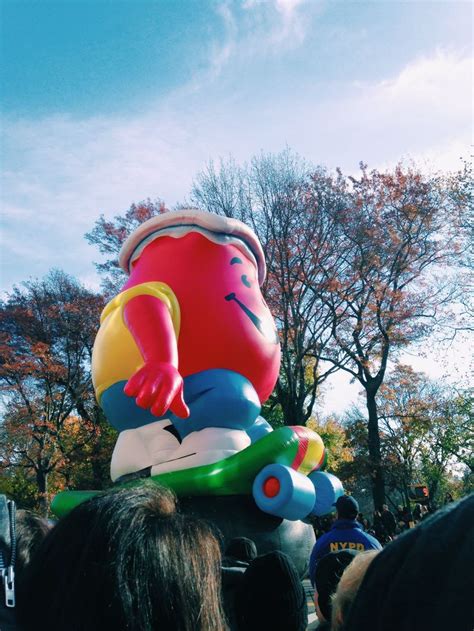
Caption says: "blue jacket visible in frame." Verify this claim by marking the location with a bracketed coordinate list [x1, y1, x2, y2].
[309, 519, 382, 586]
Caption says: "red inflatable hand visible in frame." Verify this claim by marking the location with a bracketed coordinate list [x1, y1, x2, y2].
[124, 362, 190, 419]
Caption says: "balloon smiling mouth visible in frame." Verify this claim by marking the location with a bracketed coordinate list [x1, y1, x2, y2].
[225, 293, 279, 344]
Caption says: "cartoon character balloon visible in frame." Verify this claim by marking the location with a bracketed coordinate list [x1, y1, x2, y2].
[92, 210, 281, 481]
[53, 209, 344, 526]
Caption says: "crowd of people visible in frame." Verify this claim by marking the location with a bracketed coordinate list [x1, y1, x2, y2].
[0, 486, 473, 630]
[312, 501, 435, 548]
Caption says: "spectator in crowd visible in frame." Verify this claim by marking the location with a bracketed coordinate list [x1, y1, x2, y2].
[331, 550, 380, 631]
[444, 492, 454, 504]
[17, 485, 226, 631]
[345, 494, 474, 631]
[221, 537, 257, 629]
[15, 509, 52, 581]
[223, 536, 257, 568]
[357, 513, 370, 532]
[401, 504, 414, 529]
[0, 496, 17, 631]
[309, 496, 381, 585]
[312, 549, 358, 630]
[413, 502, 421, 521]
[413, 502, 427, 522]
[235, 550, 307, 631]
[380, 504, 397, 540]
[310, 515, 335, 540]
[396, 504, 405, 527]
[1, 499, 52, 631]
[372, 508, 386, 542]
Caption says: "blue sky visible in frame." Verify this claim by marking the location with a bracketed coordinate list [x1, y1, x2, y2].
[1, 0, 472, 411]
[2, 1, 471, 117]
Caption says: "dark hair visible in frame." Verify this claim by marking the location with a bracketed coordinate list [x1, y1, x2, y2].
[15, 510, 52, 581]
[236, 551, 307, 631]
[224, 537, 257, 563]
[314, 550, 358, 621]
[17, 484, 226, 631]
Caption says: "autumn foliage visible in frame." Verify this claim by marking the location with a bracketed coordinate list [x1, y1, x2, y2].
[85, 199, 168, 296]
[0, 271, 115, 514]
[2, 150, 470, 511]
[192, 152, 465, 505]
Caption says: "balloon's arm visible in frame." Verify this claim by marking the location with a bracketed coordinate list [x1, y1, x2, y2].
[123, 295, 189, 419]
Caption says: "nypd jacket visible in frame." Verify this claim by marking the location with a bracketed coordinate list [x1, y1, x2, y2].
[309, 519, 382, 586]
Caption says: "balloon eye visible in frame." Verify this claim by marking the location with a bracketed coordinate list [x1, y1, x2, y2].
[230, 257, 243, 265]
[241, 274, 252, 288]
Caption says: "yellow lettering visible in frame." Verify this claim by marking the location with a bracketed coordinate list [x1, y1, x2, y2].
[340, 542, 348, 549]
[349, 543, 356, 549]
[330, 543, 339, 552]
[356, 544, 365, 551]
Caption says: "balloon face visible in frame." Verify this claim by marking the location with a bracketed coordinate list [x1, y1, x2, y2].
[124, 233, 281, 403]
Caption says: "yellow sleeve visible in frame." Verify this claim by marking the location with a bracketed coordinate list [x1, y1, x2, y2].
[92, 282, 180, 401]
[100, 281, 180, 335]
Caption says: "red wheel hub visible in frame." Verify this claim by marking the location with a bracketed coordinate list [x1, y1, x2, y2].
[263, 476, 280, 498]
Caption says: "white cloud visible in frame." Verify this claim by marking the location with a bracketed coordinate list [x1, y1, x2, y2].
[200, 0, 314, 84]
[1, 49, 471, 292]
[275, 0, 305, 14]
[284, 49, 472, 172]
[371, 49, 470, 125]
[206, 3, 238, 82]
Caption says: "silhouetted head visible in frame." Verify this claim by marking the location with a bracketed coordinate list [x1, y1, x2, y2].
[314, 550, 359, 623]
[346, 495, 474, 631]
[17, 484, 226, 631]
[236, 550, 308, 631]
[331, 550, 380, 631]
[334, 495, 359, 520]
[225, 536, 257, 564]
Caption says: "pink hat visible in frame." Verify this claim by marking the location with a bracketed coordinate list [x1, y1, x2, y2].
[119, 208, 267, 285]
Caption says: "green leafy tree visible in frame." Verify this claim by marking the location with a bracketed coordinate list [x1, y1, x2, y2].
[346, 365, 473, 508]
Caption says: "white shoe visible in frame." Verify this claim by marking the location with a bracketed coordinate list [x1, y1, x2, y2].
[110, 420, 181, 482]
[150, 428, 251, 475]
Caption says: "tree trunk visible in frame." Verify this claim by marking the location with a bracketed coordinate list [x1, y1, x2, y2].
[366, 388, 385, 508]
[91, 439, 109, 489]
[36, 469, 49, 517]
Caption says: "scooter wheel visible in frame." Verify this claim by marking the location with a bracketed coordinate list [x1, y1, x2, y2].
[306, 470, 344, 517]
[252, 463, 316, 520]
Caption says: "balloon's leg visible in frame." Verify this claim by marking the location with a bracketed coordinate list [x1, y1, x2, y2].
[110, 419, 181, 482]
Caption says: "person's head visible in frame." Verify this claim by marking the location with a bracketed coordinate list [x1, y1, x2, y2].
[331, 550, 379, 631]
[334, 495, 359, 520]
[344, 494, 474, 631]
[236, 551, 307, 631]
[17, 484, 226, 631]
[313, 550, 358, 623]
[225, 536, 257, 563]
[15, 510, 52, 581]
[382, 504, 389, 511]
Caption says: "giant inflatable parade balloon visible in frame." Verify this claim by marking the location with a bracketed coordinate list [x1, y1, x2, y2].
[52, 210, 344, 570]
